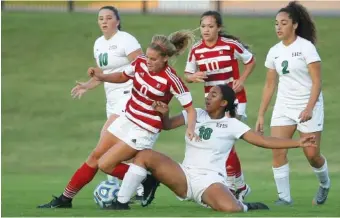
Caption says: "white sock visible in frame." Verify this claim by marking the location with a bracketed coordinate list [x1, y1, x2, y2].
[117, 164, 147, 204]
[235, 173, 246, 190]
[226, 175, 236, 191]
[241, 202, 248, 212]
[272, 163, 291, 202]
[107, 175, 120, 185]
[313, 157, 331, 188]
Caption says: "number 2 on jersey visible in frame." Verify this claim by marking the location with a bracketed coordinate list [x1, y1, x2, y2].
[281, 60, 289, 74]
[199, 126, 213, 140]
[99, 53, 108, 67]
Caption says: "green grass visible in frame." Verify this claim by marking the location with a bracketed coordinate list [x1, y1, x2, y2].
[2, 12, 340, 216]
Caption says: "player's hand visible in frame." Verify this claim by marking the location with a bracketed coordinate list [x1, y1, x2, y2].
[299, 108, 313, 123]
[232, 79, 244, 93]
[71, 81, 88, 99]
[88, 67, 104, 80]
[152, 101, 169, 115]
[188, 72, 208, 83]
[255, 116, 264, 135]
[186, 128, 200, 142]
[298, 135, 317, 148]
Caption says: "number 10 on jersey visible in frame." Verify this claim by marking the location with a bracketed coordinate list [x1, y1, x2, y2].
[99, 53, 108, 67]
[205, 59, 220, 72]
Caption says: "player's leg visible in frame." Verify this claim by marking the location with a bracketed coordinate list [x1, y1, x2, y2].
[270, 105, 297, 205]
[226, 103, 250, 201]
[110, 149, 188, 209]
[37, 128, 121, 208]
[297, 105, 330, 205]
[201, 183, 269, 212]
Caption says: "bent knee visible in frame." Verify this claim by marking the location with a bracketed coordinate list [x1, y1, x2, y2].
[134, 149, 153, 166]
[214, 203, 242, 213]
[97, 159, 111, 174]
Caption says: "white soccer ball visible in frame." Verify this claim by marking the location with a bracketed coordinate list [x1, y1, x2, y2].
[93, 180, 120, 208]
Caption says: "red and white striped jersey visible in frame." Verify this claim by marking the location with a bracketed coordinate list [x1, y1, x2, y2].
[123, 56, 192, 133]
[185, 36, 253, 103]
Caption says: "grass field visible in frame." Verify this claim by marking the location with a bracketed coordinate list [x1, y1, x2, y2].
[2, 11, 340, 217]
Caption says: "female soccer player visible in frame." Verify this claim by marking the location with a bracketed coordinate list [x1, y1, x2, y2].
[38, 30, 197, 209]
[70, 6, 144, 196]
[255, 1, 330, 205]
[184, 10, 255, 200]
[108, 84, 316, 211]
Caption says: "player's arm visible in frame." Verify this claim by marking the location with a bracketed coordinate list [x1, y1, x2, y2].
[127, 49, 143, 62]
[88, 67, 130, 83]
[184, 48, 207, 83]
[152, 101, 185, 130]
[241, 130, 316, 149]
[258, 68, 277, 117]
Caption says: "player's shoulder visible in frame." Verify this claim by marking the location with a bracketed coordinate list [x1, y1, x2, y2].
[220, 37, 244, 49]
[267, 41, 282, 54]
[117, 31, 137, 39]
[195, 108, 209, 120]
[190, 39, 204, 51]
[94, 35, 105, 46]
[296, 36, 315, 49]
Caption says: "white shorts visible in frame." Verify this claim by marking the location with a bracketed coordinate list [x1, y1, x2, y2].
[106, 90, 131, 118]
[177, 164, 228, 208]
[271, 104, 324, 133]
[236, 103, 247, 122]
[107, 115, 159, 150]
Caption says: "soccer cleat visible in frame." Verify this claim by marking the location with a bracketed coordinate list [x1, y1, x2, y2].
[105, 200, 130, 210]
[312, 186, 330, 205]
[244, 202, 269, 211]
[235, 184, 251, 202]
[141, 174, 160, 207]
[37, 195, 72, 208]
[274, 198, 293, 206]
[134, 194, 143, 201]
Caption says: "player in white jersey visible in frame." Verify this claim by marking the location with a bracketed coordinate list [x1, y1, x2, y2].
[111, 84, 317, 212]
[184, 11, 255, 201]
[70, 6, 144, 197]
[255, 1, 330, 206]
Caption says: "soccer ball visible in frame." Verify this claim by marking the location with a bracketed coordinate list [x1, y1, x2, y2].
[93, 180, 120, 208]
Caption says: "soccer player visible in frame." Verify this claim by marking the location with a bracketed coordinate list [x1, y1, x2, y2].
[70, 6, 144, 197]
[184, 10, 255, 200]
[38, 30, 197, 209]
[108, 84, 317, 211]
[255, 1, 330, 205]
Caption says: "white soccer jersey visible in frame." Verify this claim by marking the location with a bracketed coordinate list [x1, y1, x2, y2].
[265, 36, 323, 108]
[93, 31, 141, 100]
[181, 108, 250, 176]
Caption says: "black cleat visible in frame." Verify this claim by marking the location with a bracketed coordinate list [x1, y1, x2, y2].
[244, 202, 269, 211]
[312, 186, 330, 205]
[37, 195, 72, 208]
[104, 200, 130, 210]
[141, 174, 160, 207]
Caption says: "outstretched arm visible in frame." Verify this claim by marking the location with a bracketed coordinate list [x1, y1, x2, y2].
[88, 67, 130, 83]
[241, 130, 316, 149]
[152, 101, 185, 130]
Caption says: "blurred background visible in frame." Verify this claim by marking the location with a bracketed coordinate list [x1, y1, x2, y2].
[2, 1, 340, 217]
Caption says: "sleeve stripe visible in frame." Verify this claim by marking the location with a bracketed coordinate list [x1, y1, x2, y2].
[166, 68, 186, 93]
[183, 101, 193, 108]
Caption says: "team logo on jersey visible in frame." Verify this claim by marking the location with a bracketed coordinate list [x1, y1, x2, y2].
[216, 123, 228, 128]
[292, 52, 302, 57]
[140, 72, 145, 77]
[219, 50, 223, 54]
[109, 45, 117, 50]
[156, 83, 161, 88]
[200, 54, 205, 58]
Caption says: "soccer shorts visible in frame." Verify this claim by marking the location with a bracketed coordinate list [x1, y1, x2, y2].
[177, 164, 228, 208]
[106, 89, 131, 118]
[107, 115, 159, 150]
[271, 104, 324, 133]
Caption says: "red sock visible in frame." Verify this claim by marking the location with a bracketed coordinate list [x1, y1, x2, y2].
[226, 146, 242, 177]
[110, 163, 130, 180]
[63, 163, 98, 199]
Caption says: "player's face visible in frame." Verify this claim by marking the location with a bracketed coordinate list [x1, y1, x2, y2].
[98, 9, 120, 34]
[275, 12, 297, 40]
[200, 16, 221, 42]
[205, 86, 227, 113]
[146, 48, 168, 73]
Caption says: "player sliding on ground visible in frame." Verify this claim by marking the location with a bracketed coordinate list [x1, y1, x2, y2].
[107, 84, 317, 211]
[38, 30, 197, 209]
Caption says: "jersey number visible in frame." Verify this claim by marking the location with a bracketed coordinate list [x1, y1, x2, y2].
[99, 53, 108, 67]
[198, 126, 213, 140]
[205, 59, 220, 71]
[281, 60, 289, 74]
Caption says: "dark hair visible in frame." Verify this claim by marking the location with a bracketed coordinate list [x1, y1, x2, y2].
[200, 10, 249, 49]
[149, 30, 195, 58]
[217, 84, 237, 118]
[278, 1, 316, 44]
[99, 6, 122, 30]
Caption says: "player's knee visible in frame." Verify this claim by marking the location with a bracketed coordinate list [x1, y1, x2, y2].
[134, 149, 153, 168]
[86, 151, 101, 167]
[272, 150, 288, 166]
[306, 152, 323, 167]
[97, 159, 111, 174]
[214, 202, 242, 213]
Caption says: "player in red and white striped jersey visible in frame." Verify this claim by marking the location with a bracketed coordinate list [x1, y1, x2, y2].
[184, 11, 256, 201]
[37, 30, 197, 209]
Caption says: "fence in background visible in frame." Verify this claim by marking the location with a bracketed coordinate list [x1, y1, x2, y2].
[2, 1, 340, 16]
